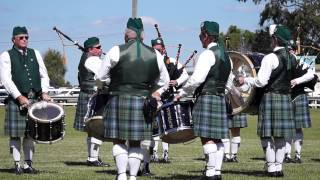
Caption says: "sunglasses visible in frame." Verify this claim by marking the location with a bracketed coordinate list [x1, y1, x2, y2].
[17, 36, 29, 40]
[93, 46, 101, 49]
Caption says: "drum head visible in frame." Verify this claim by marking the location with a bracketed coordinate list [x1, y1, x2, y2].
[227, 51, 258, 115]
[28, 101, 64, 123]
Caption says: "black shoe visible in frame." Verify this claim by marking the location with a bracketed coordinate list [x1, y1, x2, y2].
[267, 171, 278, 177]
[14, 164, 23, 175]
[23, 166, 38, 174]
[294, 157, 302, 164]
[141, 163, 154, 176]
[230, 156, 238, 163]
[223, 155, 228, 162]
[87, 160, 111, 167]
[163, 151, 170, 163]
[284, 156, 293, 163]
[276, 171, 284, 177]
[202, 175, 222, 180]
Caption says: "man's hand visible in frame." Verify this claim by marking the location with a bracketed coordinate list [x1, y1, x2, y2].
[169, 80, 178, 87]
[151, 91, 161, 101]
[41, 93, 52, 102]
[17, 95, 29, 108]
[173, 94, 181, 102]
[291, 79, 298, 88]
[236, 76, 245, 86]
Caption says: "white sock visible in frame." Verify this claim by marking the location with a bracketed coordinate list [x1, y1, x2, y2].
[275, 138, 285, 171]
[260, 138, 269, 160]
[141, 140, 151, 164]
[88, 137, 102, 161]
[162, 142, 169, 152]
[294, 130, 303, 157]
[203, 143, 217, 177]
[128, 147, 143, 177]
[154, 140, 159, 154]
[214, 143, 224, 175]
[112, 144, 128, 179]
[87, 137, 91, 160]
[22, 137, 35, 162]
[222, 138, 230, 159]
[10, 138, 21, 162]
[129, 176, 136, 180]
[284, 139, 292, 158]
[231, 136, 241, 157]
[262, 138, 276, 172]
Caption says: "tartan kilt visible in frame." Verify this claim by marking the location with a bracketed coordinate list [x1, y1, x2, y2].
[192, 95, 228, 139]
[257, 92, 295, 138]
[73, 91, 94, 131]
[4, 97, 36, 137]
[228, 113, 248, 128]
[292, 93, 311, 128]
[103, 95, 152, 141]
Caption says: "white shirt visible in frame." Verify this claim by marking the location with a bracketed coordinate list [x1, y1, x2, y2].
[245, 47, 314, 87]
[96, 45, 170, 94]
[84, 56, 102, 79]
[167, 57, 189, 86]
[0, 49, 50, 99]
[179, 42, 232, 97]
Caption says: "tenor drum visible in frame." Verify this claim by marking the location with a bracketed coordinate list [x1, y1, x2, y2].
[84, 93, 111, 141]
[158, 100, 195, 144]
[227, 51, 265, 115]
[27, 101, 65, 144]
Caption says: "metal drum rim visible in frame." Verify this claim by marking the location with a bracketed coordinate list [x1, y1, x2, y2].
[28, 101, 64, 123]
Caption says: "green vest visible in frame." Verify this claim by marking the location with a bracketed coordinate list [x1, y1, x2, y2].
[265, 48, 292, 94]
[78, 53, 95, 91]
[109, 40, 160, 96]
[199, 46, 231, 95]
[8, 46, 42, 94]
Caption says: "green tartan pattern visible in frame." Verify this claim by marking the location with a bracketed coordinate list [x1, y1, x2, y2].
[103, 95, 152, 141]
[192, 95, 228, 139]
[73, 91, 94, 131]
[228, 113, 248, 128]
[4, 97, 36, 137]
[257, 92, 295, 138]
[292, 93, 311, 128]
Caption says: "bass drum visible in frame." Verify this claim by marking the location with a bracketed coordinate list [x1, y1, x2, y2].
[227, 51, 265, 115]
[27, 101, 65, 144]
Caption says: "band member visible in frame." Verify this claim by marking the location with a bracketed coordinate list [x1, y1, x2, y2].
[237, 25, 300, 177]
[73, 37, 109, 167]
[0, 26, 51, 174]
[150, 38, 189, 163]
[97, 17, 169, 180]
[175, 21, 231, 180]
[222, 113, 247, 162]
[284, 46, 315, 163]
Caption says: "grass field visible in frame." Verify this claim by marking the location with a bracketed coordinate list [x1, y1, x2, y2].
[0, 107, 319, 180]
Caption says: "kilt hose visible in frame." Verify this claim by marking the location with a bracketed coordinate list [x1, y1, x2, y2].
[74, 91, 95, 131]
[292, 93, 311, 129]
[103, 95, 152, 141]
[192, 94, 229, 139]
[257, 92, 295, 138]
[228, 113, 248, 128]
[4, 97, 37, 137]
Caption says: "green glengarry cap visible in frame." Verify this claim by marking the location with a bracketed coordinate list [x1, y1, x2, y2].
[201, 21, 219, 36]
[274, 25, 293, 44]
[127, 18, 144, 33]
[12, 26, 28, 36]
[84, 37, 100, 49]
[151, 37, 164, 46]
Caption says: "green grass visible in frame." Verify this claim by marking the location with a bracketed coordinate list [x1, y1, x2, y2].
[0, 107, 319, 180]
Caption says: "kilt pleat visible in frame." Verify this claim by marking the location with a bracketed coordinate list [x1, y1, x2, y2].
[192, 95, 228, 139]
[257, 92, 295, 138]
[292, 93, 311, 128]
[103, 95, 152, 141]
[228, 113, 248, 128]
[73, 91, 94, 131]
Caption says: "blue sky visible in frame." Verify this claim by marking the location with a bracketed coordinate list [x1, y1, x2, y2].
[0, 0, 266, 85]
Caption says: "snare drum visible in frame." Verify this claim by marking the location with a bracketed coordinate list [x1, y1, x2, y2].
[27, 101, 65, 144]
[84, 93, 111, 141]
[158, 100, 195, 144]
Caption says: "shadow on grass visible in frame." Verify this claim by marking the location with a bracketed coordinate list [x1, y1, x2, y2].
[0, 168, 58, 174]
[0, 168, 13, 173]
[250, 157, 265, 161]
[311, 158, 320, 162]
[153, 174, 201, 180]
[193, 157, 205, 161]
[224, 170, 267, 177]
[95, 169, 117, 175]
[64, 161, 88, 166]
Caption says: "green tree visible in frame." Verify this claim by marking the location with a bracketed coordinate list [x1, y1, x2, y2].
[43, 49, 67, 87]
[222, 26, 255, 52]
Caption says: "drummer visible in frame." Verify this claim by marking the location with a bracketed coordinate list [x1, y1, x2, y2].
[175, 21, 232, 180]
[73, 37, 110, 167]
[97, 17, 169, 180]
[0, 26, 51, 174]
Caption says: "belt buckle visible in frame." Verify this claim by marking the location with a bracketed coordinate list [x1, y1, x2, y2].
[27, 91, 35, 99]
